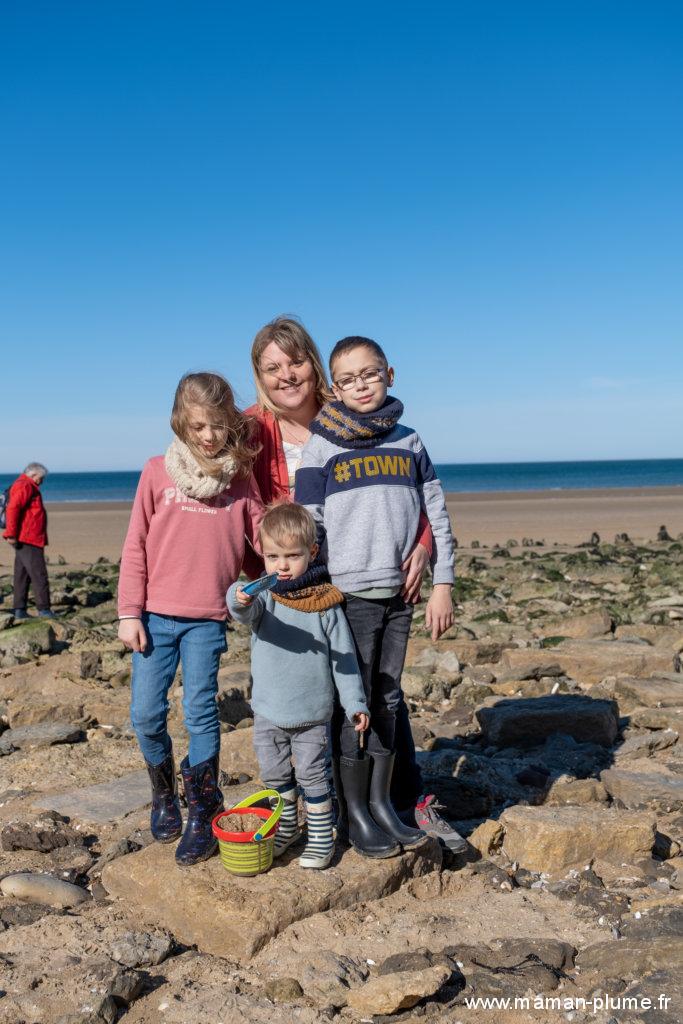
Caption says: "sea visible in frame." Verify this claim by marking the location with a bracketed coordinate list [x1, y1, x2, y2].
[2, 459, 683, 503]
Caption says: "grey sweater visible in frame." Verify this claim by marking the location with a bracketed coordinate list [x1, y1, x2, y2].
[226, 583, 369, 729]
[295, 424, 456, 593]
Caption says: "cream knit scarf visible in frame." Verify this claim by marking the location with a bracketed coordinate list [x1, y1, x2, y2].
[164, 437, 238, 500]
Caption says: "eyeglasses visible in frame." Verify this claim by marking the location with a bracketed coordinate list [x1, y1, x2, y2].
[333, 367, 386, 392]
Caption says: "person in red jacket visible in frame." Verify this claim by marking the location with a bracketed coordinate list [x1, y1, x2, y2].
[2, 462, 54, 620]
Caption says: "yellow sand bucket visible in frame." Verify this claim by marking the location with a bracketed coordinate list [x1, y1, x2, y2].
[211, 789, 283, 876]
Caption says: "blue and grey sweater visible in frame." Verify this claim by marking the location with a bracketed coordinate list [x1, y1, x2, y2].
[294, 397, 456, 593]
[226, 582, 368, 729]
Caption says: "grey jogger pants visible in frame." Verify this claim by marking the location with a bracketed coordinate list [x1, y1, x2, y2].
[253, 714, 329, 799]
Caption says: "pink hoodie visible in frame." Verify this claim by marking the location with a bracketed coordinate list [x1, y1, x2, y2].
[118, 456, 264, 621]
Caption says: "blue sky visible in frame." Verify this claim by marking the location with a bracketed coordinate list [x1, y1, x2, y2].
[2, 1, 682, 470]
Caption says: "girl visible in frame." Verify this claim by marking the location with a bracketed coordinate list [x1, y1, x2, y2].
[118, 372, 263, 867]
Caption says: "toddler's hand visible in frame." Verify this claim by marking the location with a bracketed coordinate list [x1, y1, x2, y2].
[425, 584, 454, 642]
[353, 712, 370, 733]
[235, 586, 253, 606]
[118, 617, 148, 653]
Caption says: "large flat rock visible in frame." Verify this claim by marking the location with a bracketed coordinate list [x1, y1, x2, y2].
[476, 694, 619, 748]
[613, 675, 683, 710]
[102, 837, 441, 961]
[407, 636, 513, 669]
[8, 701, 86, 728]
[0, 619, 56, 660]
[577, 935, 683, 978]
[3, 722, 85, 751]
[500, 642, 676, 687]
[601, 767, 683, 812]
[500, 805, 656, 873]
[628, 705, 683, 730]
[33, 770, 151, 824]
[542, 609, 613, 640]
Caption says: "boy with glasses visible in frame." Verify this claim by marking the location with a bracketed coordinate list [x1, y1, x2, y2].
[295, 336, 458, 858]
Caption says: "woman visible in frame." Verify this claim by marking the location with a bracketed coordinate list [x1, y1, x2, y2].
[245, 316, 465, 852]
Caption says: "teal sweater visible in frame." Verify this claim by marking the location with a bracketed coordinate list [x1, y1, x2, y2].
[226, 583, 368, 729]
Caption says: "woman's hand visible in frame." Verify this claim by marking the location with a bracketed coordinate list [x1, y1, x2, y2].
[425, 584, 455, 641]
[353, 712, 370, 733]
[400, 543, 430, 604]
[118, 618, 148, 653]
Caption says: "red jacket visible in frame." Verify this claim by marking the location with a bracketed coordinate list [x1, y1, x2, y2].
[246, 404, 291, 506]
[243, 404, 433, 580]
[3, 474, 48, 547]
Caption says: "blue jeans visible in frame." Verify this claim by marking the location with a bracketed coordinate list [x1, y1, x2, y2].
[130, 613, 226, 768]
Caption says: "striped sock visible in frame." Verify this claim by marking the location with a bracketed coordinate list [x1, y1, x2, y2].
[299, 796, 335, 869]
[273, 788, 301, 856]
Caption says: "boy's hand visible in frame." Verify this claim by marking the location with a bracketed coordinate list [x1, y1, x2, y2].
[401, 543, 429, 604]
[425, 584, 454, 641]
[235, 586, 253, 607]
[353, 712, 370, 733]
[118, 617, 148, 653]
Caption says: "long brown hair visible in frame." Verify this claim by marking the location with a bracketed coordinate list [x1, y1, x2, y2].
[251, 315, 333, 415]
[170, 372, 259, 478]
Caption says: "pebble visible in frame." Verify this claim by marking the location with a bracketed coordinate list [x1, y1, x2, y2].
[0, 872, 91, 908]
[110, 930, 174, 967]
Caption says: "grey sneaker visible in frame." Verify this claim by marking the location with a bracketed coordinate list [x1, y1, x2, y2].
[414, 795, 468, 854]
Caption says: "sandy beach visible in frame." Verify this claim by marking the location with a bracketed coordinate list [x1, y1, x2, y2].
[1, 486, 682, 567]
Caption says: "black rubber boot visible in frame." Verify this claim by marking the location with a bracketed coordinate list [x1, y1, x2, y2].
[331, 757, 348, 840]
[338, 756, 400, 859]
[145, 750, 183, 843]
[175, 753, 224, 867]
[369, 750, 427, 848]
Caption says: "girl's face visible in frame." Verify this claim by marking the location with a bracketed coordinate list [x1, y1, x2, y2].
[185, 404, 229, 457]
[258, 340, 317, 413]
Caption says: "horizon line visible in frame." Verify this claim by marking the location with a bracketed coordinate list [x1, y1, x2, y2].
[2, 455, 683, 475]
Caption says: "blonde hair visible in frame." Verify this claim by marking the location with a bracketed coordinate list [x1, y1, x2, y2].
[251, 315, 333, 415]
[170, 372, 259, 478]
[259, 501, 317, 549]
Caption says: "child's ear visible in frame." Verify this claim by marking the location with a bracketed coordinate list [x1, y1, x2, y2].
[310, 542, 319, 560]
[387, 366, 395, 386]
[331, 382, 342, 401]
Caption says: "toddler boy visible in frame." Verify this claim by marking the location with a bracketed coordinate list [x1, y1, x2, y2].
[227, 502, 369, 869]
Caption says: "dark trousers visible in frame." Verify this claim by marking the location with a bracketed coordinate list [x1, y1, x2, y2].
[13, 543, 50, 611]
[335, 594, 414, 760]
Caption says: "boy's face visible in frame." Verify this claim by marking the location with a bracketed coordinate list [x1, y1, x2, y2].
[261, 531, 318, 581]
[331, 345, 394, 414]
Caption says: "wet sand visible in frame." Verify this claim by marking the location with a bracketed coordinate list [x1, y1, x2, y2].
[1, 487, 682, 568]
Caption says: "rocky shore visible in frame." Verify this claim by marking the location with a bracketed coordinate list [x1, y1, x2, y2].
[1, 530, 682, 1023]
